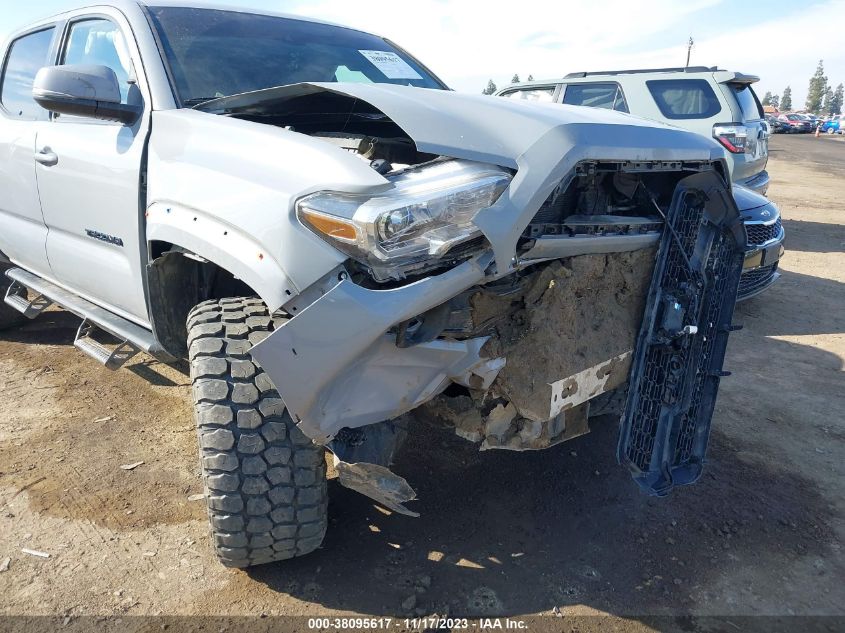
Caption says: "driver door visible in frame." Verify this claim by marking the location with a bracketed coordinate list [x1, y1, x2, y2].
[34, 12, 151, 325]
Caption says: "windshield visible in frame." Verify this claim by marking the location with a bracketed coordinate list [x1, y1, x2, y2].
[145, 7, 447, 105]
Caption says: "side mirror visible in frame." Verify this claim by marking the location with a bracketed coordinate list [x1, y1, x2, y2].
[32, 64, 141, 125]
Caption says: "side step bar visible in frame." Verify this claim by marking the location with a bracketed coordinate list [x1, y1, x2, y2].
[4, 280, 53, 318]
[4, 267, 174, 367]
[74, 319, 141, 370]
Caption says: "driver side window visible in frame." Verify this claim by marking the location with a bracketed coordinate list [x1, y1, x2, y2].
[61, 18, 132, 102]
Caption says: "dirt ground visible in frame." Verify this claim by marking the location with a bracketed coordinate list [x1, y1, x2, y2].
[1, 134, 843, 631]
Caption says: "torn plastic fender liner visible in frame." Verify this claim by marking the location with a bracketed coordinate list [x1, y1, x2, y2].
[618, 171, 746, 496]
[250, 255, 497, 443]
[334, 461, 419, 517]
[328, 419, 419, 516]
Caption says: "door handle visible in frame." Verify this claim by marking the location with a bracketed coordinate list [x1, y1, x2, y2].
[35, 148, 58, 167]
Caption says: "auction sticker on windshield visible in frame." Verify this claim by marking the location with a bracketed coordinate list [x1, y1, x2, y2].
[359, 50, 422, 79]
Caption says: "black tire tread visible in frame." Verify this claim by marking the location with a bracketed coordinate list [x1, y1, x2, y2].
[187, 297, 328, 568]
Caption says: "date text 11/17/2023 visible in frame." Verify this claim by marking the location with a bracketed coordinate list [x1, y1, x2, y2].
[307, 617, 529, 630]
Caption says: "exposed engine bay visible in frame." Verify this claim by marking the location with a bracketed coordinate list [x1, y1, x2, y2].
[234, 91, 438, 171]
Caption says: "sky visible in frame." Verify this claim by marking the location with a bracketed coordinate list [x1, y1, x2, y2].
[2, 0, 843, 108]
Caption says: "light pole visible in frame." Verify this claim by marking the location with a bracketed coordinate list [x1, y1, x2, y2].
[685, 37, 694, 68]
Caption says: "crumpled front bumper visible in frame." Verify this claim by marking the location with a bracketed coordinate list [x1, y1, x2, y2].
[251, 254, 500, 443]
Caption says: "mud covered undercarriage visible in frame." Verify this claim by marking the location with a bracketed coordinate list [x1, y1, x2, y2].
[422, 248, 654, 450]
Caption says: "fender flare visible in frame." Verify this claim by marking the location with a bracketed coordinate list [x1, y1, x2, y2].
[146, 202, 295, 312]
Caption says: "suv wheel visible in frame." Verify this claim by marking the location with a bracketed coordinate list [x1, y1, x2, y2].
[187, 297, 328, 568]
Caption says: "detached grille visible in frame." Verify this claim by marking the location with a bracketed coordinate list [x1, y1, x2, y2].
[617, 171, 745, 497]
[675, 234, 737, 465]
[746, 219, 782, 246]
[625, 203, 702, 473]
[738, 263, 779, 298]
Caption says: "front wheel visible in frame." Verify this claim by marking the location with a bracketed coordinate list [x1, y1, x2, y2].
[187, 297, 328, 568]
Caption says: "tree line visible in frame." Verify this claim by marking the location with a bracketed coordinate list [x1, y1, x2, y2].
[481, 74, 534, 95]
[761, 60, 843, 116]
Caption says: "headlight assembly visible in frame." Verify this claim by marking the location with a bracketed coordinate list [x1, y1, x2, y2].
[297, 160, 511, 280]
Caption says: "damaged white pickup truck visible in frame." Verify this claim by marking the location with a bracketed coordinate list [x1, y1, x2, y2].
[0, 1, 746, 568]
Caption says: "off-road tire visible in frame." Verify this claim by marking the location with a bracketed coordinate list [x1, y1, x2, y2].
[0, 265, 28, 331]
[187, 297, 328, 568]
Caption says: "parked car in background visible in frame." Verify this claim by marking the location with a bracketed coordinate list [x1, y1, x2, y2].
[497, 68, 784, 300]
[499, 66, 770, 195]
[821, 116, 844, 134]
[778, 114, 813, 133]
[733, 185, 785, 300]
[802, 114, 821, 129]
[766, 115, 792, 133]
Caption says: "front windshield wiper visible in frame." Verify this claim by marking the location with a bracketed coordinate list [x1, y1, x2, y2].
[183, 97, 224, 107]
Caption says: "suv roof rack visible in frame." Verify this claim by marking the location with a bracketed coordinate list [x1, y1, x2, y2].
[564, 66, 720, 79]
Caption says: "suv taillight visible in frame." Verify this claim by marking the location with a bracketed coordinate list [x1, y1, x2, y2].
[713, 124, 748, 154]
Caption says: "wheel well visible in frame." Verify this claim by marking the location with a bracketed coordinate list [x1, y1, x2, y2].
[146, 241, 260, 358]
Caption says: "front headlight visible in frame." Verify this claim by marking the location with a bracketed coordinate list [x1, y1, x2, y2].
[297, 160, 511, 280]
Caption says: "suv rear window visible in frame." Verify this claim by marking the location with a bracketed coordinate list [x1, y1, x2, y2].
[646, 79, 721, 119]
[731, 83, 762, 121]
[0, 28, 55, 120]
[563, 82, 628, 112]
